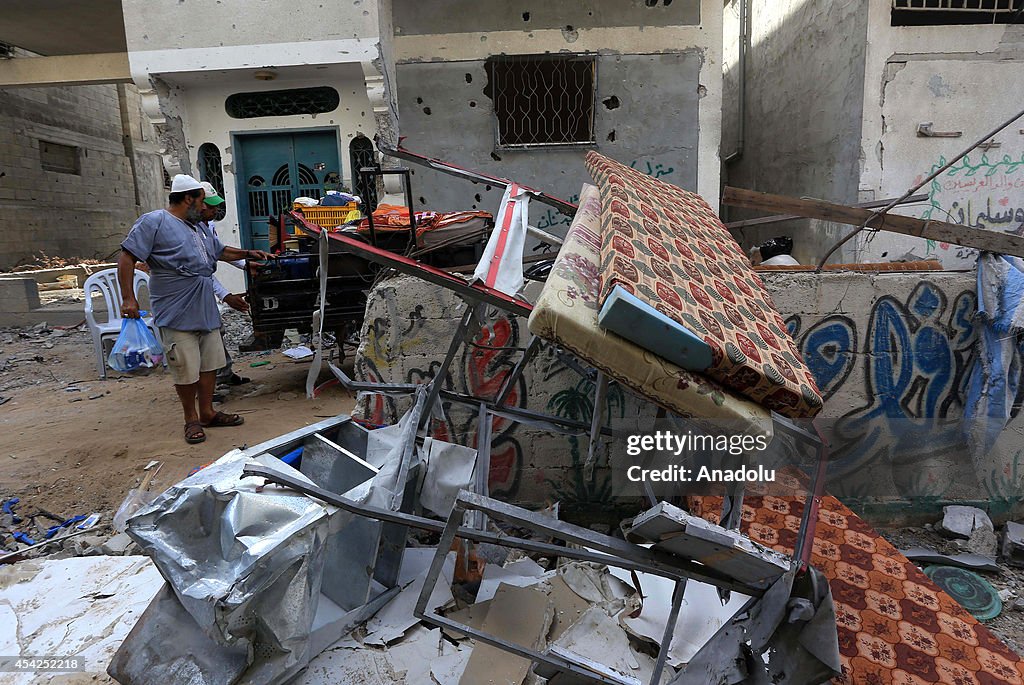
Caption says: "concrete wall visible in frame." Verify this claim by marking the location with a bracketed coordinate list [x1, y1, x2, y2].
[121, 0, 381, 53]
[353, 269, 1024, 524]
[396, 53, 701, 220]
[392, 0, 723, 222]
[852, 2, 1024, 266]
[726, 0, 1024, 267]
[769, 269, 1024, 523]
[721, 0, 869, 265]
[0, 50, 165, 269]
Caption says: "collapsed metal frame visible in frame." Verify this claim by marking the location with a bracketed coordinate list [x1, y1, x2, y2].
[289, 162, 832, 683]
[314, 285, 828, 684]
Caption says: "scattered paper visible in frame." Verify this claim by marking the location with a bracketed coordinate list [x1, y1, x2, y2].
[476, 557, 548, 602]
[283, 345, 314, 360]
[363, 551, 456, 645]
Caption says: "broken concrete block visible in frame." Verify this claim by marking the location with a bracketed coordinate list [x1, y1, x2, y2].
[101, 532, 135, 556]
[0, 277, 41, 313]
[937, 505, 992, 540]
[1003, 521, 1024, 567]
[71, 534, 106, 556]
[966, 527, 999, 559]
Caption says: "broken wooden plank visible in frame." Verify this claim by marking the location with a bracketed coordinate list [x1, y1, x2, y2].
[724, 193, 928, 230]
[722, 186, 1024, 258]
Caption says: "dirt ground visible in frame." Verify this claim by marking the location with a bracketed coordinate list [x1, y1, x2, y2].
[0, 306, 355, 534]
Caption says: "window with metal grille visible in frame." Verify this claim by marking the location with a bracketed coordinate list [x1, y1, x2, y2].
[225, 87, 340, 119]
[197, 143, 224, 196]
[891, 0, 1024, 25]
[485, 55, 597, 149]
[39, 140, 81, 174]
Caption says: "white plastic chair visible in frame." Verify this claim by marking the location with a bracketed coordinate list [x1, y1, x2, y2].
[84, 268, 161, 379]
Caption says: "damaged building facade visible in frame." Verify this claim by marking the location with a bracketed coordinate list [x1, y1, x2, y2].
[723, 0, 1024, 267]
[0, 42, 165, 269]
[391, 0, 724, 212]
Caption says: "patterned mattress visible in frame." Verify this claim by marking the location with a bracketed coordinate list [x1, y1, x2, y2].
[586, 152, 824, 419]
[690, 483, 1024, 685]
[527, 184, 772, 433]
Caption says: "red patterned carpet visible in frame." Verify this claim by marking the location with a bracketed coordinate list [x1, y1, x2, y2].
[690, 474, 1024, 684]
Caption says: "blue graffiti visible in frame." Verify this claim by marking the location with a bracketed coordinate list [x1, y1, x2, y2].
[791, 282, 978, 482]
[787, 316, 856, 401]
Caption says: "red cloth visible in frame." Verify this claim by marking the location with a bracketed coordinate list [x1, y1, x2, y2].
[356, 205, 491, 238]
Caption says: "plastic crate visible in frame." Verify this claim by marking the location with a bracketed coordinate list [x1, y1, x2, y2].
[293, 203, 360, 229]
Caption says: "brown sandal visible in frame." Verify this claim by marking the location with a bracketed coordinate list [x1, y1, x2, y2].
[184, 421, 206, 444]
[202, 411, 244, 428]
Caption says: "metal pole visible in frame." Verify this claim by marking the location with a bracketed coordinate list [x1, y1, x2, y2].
[585, 371, 609, 481]
[815, 105, 1024, 270]
[649, 578, 687, 685]
[419, 303, 479, 429]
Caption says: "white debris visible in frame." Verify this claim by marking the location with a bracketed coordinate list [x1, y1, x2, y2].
[0, 556, 162, 684]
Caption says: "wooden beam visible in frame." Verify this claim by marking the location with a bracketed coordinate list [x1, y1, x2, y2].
[723, 186, 1024, 258]
[724, 194, 929, 230]
[0, 52, 130, 88]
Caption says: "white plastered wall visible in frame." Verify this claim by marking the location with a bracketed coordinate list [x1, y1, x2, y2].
[853, 0, 1022, 265]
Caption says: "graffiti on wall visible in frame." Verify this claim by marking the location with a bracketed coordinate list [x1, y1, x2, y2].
[355, 299, 529, 498]
[921, 152, 1024, 260]
[788, 281, 985, 500]
[357, 275, 1024, 515]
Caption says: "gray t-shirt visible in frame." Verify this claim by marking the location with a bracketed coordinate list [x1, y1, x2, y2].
[122, 209, 225, 331]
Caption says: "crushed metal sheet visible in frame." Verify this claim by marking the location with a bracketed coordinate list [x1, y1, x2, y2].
[108, 583, 250, 685]
[125, 449, 334, 651]
[626, 501, 790, 589]
[459, 582, 554, 685]
[0, 556, 162, 685]
[900, 546, 1000, 572]
[668, 568, 840, 685]
[475, 557, 548, 602]
[363, 551, 456, 645]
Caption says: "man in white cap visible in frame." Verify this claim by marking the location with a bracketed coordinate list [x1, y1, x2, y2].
[117, 174, 273, 444]
[197, 181, 251, 391]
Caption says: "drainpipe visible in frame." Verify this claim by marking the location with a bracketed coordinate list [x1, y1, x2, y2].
[723, 0, 749, 165]
[117, 84, 142, 208]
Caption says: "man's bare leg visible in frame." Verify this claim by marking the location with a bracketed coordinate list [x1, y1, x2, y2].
[197, 370, 219, 424]
[174, 382, 200, 424]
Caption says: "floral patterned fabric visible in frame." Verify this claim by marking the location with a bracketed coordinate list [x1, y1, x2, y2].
[690, 481, 1024, 685]
[527, 184, 772, 432]
[586, 152, 824, 419]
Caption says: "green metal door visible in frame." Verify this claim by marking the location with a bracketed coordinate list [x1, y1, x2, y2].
[234, 130, 340, 251]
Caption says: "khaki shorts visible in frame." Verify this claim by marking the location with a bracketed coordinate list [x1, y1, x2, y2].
[161, 327, 227, 385]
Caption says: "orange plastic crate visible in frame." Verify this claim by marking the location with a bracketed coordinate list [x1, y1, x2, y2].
[293, 203, 359, 228]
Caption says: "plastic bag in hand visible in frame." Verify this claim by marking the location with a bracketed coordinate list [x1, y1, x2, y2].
[108, 317, 164, 372]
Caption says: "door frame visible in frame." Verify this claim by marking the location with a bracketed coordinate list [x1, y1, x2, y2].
[231, 126, 342, 249]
